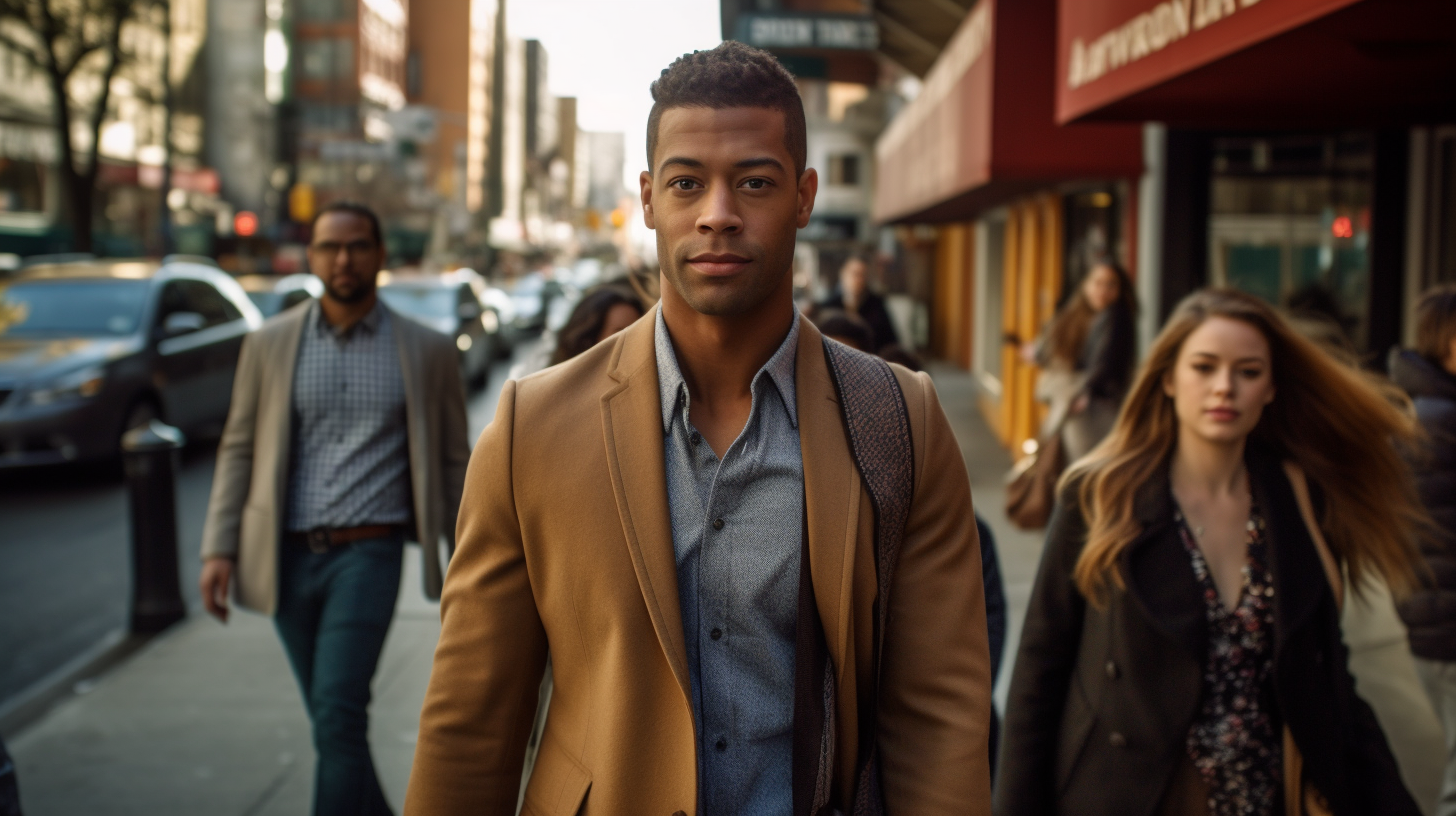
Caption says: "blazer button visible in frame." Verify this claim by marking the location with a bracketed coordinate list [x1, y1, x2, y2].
[1105, 660, 1119, 679]
[1109, 732, 1127, 748]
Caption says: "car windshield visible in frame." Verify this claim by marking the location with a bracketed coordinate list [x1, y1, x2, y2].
[379, 286, 456, 318]
[0, 279, 150, 337]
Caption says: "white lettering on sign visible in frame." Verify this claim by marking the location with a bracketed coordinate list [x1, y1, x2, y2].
[750, 17, 815, 48]
[1066, 0, 1263, 90]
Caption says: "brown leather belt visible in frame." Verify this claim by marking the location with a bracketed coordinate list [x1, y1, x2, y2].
[286, 524, 405, 554]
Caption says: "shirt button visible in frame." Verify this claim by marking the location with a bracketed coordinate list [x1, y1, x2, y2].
[710, 628, 722, 641]
[712, 518, 724, 531]
[715, 738, 727, 752]
[689, 432, 701, 446]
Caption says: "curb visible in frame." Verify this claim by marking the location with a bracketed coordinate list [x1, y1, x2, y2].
[0, 627, 161, 739]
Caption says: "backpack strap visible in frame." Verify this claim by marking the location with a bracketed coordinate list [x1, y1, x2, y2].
[819, 337, 915, 815]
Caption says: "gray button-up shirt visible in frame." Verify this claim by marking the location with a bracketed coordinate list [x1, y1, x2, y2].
[656, 306, 804, 816]
[286, 300, 412, 532]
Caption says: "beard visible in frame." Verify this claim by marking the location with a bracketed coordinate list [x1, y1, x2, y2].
[323, 275, 373, 304]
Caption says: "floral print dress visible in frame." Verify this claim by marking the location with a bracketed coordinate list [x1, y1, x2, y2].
[1174, 506, 1281, 816]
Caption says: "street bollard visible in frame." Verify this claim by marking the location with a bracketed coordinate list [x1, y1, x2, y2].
[121, 420, 187, 634]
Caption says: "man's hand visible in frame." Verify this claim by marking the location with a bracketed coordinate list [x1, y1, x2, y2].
[200, 557, 235, 623]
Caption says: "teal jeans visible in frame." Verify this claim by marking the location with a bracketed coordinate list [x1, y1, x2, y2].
[275, 534, 403, 816]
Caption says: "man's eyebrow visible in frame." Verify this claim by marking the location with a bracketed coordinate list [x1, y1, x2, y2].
[657, 156, 787, 173]
[659, 156, 704, 171]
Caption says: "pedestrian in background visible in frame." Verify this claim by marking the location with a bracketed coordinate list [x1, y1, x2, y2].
[549, 282, 646, 366]
[998, 288, 1425, 816]
[813, 307, 875, 352]
[1026, 261, 1137, 461]
[1390, 283, 1456, 816]
[818, 251, 899, 352]
[405, 41, 990, 816]
[199, 201, 470, 816]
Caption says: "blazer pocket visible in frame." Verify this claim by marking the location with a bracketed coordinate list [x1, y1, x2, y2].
[521, 740, 591, 816]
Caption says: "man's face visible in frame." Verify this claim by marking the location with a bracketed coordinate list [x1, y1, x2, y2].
[840, 258, 867, 300]
[641, 106, 816, 318]
[308, 212, 384, 305]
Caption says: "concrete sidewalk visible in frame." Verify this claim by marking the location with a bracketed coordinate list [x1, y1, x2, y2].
[8, 549, 440, 816]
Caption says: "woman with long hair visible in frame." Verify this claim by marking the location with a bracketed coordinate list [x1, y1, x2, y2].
[549, 283, 646, 366]
[1032, 261, 1138, 460]
[997, 288, 1426, 816]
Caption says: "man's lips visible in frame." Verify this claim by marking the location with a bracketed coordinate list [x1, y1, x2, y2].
[687, 253, 750, 276]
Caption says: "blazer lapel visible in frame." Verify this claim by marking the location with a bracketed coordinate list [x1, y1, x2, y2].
[390, 308, 430, 538]
[601, 315, 690, 701]
[1121, 468, 1207, 663]
[794, 318, 860, 675]
[269, 305, 309, 516]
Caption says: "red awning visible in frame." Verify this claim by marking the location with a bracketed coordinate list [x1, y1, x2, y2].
[1057, 0, 1456, 126]
[873, 0, 1142, 225]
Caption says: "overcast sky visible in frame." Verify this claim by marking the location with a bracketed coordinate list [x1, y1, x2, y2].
[506, 0, 724, 192]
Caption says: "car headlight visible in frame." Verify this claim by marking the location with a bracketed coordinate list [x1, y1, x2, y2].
[22, 366, 106, 407]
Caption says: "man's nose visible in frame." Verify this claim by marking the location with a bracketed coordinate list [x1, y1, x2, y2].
[696, 185, 743, 234]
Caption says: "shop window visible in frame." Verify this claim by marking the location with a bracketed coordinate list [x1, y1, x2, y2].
[827, 154, 860, 186]
[1208, 133, 1373, 349]
[299, 38, 355, 80]
[0, 158, 45, 214]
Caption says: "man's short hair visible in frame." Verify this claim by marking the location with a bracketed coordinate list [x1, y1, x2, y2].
[1415, 284, 1456, 365]
[647, 41, 807, 177]
[310, 201, 383, 246]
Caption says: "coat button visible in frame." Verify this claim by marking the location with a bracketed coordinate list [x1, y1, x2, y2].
[1105, 660, 1119, 679]
[1109, 732, 1127, 748]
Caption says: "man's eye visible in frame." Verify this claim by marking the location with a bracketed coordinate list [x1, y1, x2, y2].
[742, 178, 768, 190]
[672, 179, 697, 191]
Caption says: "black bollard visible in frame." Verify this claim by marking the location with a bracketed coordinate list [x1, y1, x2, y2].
[121, 420, 187, 634]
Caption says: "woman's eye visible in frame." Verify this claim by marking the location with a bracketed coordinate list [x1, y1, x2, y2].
[1241, 368, 1264, 379]
[1193, 364, 1214, 373]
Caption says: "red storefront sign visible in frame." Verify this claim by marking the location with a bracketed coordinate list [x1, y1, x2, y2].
[874, 0, 1142, 224]
[1057, 0, 1456, 125]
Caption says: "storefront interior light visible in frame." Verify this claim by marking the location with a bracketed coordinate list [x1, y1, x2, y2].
[1332, 216, 1354, 239]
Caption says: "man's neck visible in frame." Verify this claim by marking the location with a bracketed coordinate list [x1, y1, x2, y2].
[319, 293, 377, 332]
[659, 286, 795, 418]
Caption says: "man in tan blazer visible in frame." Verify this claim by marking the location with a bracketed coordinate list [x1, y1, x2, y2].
[406, 43, 990, 816]
[200, 201, 469, 816]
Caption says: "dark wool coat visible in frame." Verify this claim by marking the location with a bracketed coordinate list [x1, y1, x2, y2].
[1389, 348, 1456, 661]
[995, 444, 1418, 816]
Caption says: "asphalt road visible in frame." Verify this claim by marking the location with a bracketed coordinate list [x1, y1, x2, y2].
[0, 340, 529, 709]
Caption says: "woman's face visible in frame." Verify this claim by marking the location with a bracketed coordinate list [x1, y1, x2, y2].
[1082, 265, 1121, 312]
[1164, 316, 1276, 445]
[596, 302, 643, 344]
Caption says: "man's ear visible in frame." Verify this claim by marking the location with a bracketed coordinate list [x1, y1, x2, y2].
[640, 170, 655, 230]
[796, 167, 818, 230]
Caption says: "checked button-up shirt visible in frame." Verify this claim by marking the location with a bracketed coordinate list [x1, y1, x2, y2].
[285, 300, 412, 533]
[655, 306, 804, 816]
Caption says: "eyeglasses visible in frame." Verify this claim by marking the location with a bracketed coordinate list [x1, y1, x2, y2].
[308, 240, 377, 257]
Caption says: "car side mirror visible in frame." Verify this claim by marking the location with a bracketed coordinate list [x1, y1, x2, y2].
[457, 302, 482, 320]
[161, 311, 206, 337]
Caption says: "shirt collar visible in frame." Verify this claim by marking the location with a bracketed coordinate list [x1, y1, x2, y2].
[310, 298, 385, 339]
[654, 304, 799, 434]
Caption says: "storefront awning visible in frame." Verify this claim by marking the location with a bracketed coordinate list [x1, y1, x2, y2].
[873, 0, 1143, 225]
[1057, 0, 1456, 126]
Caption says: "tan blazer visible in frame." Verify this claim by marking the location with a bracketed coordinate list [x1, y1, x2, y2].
[405, 314, 991, 816]
[199, 300, 471, 615]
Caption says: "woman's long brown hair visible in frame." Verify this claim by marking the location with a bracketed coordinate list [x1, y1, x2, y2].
[1064, 288, 1426, 605]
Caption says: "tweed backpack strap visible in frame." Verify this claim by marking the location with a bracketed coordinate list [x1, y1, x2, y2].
[820, 337, 915, 816]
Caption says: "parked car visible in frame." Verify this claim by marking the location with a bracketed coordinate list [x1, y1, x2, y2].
[235, 273, 323, 318]
[508, 272, 569, 335]
[0, 258, 263, 467]
[377, 269, 502, 389]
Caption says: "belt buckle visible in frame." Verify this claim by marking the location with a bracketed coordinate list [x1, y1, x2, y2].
[306, 528, 332, 554]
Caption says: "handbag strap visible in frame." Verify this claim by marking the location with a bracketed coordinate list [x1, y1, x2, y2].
[820, 337, 915, 815]
[1281, 461, 1343, 609]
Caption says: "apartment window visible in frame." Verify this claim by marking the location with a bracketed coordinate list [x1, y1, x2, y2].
[299, 38, 355, 80]
[827, 153, 860, 186]
[297, 0, 355, 22]
[0, 158, 45, 213]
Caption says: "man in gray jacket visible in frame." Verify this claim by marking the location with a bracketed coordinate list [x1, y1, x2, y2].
[199, 201, 469, 816]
